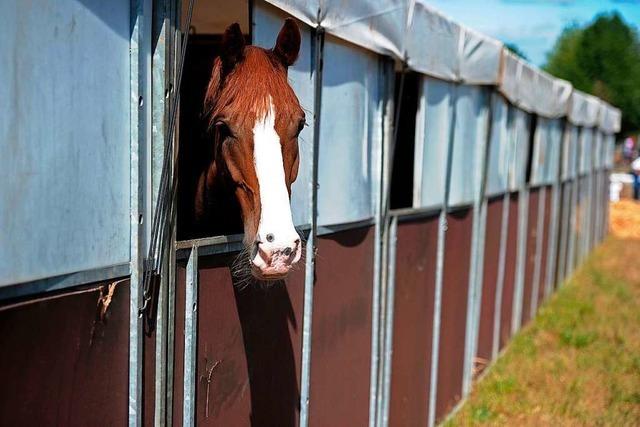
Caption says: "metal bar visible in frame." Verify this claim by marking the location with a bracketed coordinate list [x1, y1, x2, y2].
[530, 186, 546, 314]
[566, 128, 581, 276]
[165, 0, 179, 421]
[379, 216, 398, 427]
[155, 243, 169, 426]
[299, 25, 324, 427]
[558, 182, 571, 282]
[491, 192, 510, 358]
[427, 81, 459, 427]
[372, 58, 395, 427]
[129, 0, 151, 425]
[389, 205, 442, 220]
[151, 0, 176, 422]
[545, 118, 564, 297]
[463, 87, 493, 397]
[166, 224, 177, 427]
[545, 182, 560, 299]
[317, 217, 376, 237]
[176, 233, 245, 250]
[0, 263, 130, 301]
[511, 187, 528, 334]
[183, 245, 198, 427]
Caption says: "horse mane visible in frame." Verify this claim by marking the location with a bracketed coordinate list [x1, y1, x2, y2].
[203, 46, 302, 130]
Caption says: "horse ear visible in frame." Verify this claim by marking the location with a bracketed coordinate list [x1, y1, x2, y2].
[273, 18, 300, 67]
[221, 23, 245, 72]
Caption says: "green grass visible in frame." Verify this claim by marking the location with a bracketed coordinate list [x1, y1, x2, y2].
[446, 235, 640, 426]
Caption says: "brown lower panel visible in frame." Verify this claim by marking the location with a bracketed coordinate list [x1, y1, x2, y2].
[435, 208, 472, 422]
[500, 193, 519, 350]
[174, 251, 305, 427]
[521, 189, 540, 325]
[536, 187, 552, 310]
[388, 215, 438, 427]
[0, 279, 130, 426]
[476, 196, 504, 369]
[310, 226, 374, 427]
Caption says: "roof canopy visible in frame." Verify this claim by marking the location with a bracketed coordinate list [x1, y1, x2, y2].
[264, 0, 621, 131]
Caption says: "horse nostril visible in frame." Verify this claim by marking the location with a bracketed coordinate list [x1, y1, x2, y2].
[266, 233, 275, 243]
[283, 247, 292, 256]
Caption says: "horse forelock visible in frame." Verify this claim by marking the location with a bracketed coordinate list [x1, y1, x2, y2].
[204, 46, 301, 130]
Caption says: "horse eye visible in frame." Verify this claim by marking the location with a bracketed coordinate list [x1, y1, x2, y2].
[215, 120, 232, 140]
[295, 119, 306, 136]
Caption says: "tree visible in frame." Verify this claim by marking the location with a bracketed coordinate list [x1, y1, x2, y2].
[544, 13, 640, 134]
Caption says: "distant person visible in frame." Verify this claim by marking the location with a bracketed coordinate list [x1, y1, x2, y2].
[631, 156, 640, 199]
[624, 137, 635, 161]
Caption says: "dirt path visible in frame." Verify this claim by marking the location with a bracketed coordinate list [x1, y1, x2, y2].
[447, 202, 640, 426]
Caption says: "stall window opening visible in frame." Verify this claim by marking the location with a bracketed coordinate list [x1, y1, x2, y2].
[390, 72, 420, 210]
[177, 1, 250, 241]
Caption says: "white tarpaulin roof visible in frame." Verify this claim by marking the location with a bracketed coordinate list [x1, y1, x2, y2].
[263, 0, 620, 127]
[265, 0, 406, 58]
[498, 50, 572, 119]
[569, 90, 602, 127]
[599, 102, 622, 134]
[265, 0, 503, 84]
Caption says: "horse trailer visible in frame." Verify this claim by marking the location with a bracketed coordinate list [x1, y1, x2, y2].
[0, 1, 621, 426]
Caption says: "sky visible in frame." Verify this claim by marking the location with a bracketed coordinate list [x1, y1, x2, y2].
[427, 0, 640, 66]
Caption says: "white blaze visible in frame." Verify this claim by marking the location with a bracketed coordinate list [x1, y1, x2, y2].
[253, 98, 297, 247]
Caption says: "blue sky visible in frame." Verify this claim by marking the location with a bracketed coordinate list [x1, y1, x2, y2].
[427, 0, 640, 66]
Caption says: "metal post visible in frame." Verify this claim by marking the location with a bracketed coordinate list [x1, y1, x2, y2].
[545, 181, 561, 299]
[511, 186, 528, 335]
[463, 87, 493, 396]
[492, 192, 510, 358]
[374, 59, 396, 427]
[511, 112, 531, 335]
[379, 216, 398, 427]
[183, 245, 199, 427]
[558, 181, 570, 282]
[567, 127, 581, 276]
[166, 224, 177, 426]
[299, 25, 324, 427]
[129, 0, 151, 425]
[428, 81, 458, 427]
[530, 186, 546, 314]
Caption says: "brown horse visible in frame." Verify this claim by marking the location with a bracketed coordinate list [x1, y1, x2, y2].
[193, 19, 304, 281]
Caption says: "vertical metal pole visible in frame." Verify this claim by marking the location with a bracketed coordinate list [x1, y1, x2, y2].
[379, 216, 398, 427]
[567, 128, 581, 276]
[151, 0, 175, 423]
[530, 186, 546, 314]
[183, 245, 199, 427]
[166, 224, 177, 426]
[463, 88, 492, 396]
[491, 98, 514, 359]
[511, 186, 528, 334]
[511, 112, 531, 335]
[129, 0, 151, 425]
[165, 1, 180, 423]
[558, 181, 570, 282]
[492, 192, 510, 358]
[299, 25, 324, 427]
[428, 82, 458, 427]
[545, 181, 561, 299]
[373, 59, 395, 427]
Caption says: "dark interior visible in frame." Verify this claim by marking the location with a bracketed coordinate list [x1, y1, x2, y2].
[177, 35, 251, 240]
[390, 72, 420, 210]
[525, 114, 538, 185]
